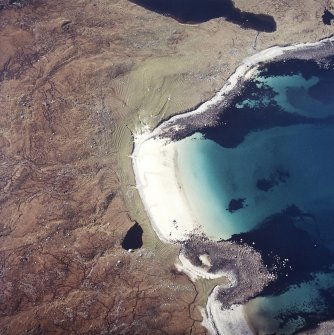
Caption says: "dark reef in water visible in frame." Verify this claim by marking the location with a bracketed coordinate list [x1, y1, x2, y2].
[121, 222, 143, 250]
[230, 205, 333, 297]
[256, 169, 290, 192]
[199, 56, 334, 149]
[200, 96, 334, 149]
[128, 0, 276, 32]
[230, 204, 334, 333]
[308, 73, 334, 105]
[226, 198, 246, 213]
[161, 56, 334, 150]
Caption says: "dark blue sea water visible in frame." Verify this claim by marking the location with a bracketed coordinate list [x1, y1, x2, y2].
[176, 57, 334, 333]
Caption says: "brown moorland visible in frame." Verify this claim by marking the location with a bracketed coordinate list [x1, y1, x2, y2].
[0, 0, 333, 334]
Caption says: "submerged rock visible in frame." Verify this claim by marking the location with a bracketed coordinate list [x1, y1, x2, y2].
[226, 198, 246, 213]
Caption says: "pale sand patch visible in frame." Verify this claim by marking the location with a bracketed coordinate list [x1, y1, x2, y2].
[132, 136, 202, 242]
[199, 254, 212, 268]
[176, 253, 237, 283]
[202, 287, 254, 335]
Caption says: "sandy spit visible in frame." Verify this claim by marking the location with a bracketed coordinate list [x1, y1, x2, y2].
[175, 253, 237, 283]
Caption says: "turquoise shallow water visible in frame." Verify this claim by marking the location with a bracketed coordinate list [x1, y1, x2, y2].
[175, 57, 334, 333]
[177, 124, 334, 241]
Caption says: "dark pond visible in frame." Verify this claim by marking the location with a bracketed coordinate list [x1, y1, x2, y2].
[121, 222, 143, 250]
[129, 0, 276, 32]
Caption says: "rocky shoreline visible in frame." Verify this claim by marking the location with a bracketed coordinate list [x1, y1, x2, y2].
[149, 36, 334, 146]
[181, 235, 274, 308]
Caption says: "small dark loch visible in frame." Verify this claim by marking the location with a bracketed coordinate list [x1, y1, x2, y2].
[121, 223, 143, 250]
[323, 9, 334, 25]
[129, 0, 276, 32]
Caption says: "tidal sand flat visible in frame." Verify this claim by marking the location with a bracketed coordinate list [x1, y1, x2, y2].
[132, 37, 334, 335]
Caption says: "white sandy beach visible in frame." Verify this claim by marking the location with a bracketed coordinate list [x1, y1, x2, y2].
[132, 136, 202, 242]
[202, 287, 254, 335]
[132, 36, 334, 335]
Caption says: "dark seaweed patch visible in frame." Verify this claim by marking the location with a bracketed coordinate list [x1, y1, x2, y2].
[256, 169, 290, 192]
[308, 74, 334, 105]
[201, 102, 321, 149]
[230, 205, 334, 297]
[200, 57, 334, 149]
[226, 198, 246, 213]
